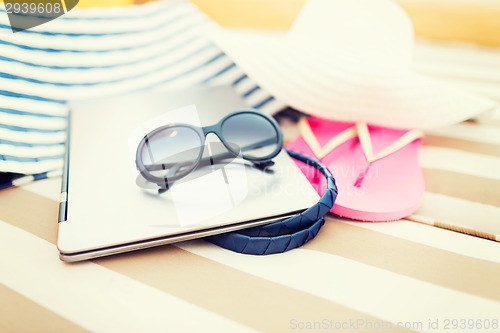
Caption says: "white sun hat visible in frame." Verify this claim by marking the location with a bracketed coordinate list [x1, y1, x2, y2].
[207, 0, 497, 129]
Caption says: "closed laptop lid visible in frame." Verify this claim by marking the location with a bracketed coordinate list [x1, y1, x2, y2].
[58, 87, 319, 258]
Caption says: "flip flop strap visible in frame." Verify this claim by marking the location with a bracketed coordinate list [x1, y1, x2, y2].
[356, 122, 424, 163]
[298, 118, 423, 163]
[205, 149, 338, 255]
[298, 118, 357, 159]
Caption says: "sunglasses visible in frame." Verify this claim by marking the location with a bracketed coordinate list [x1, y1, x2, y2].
[135, 109, 283, 192]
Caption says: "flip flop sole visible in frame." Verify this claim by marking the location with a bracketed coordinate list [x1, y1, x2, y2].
[287, 119, 425, 222]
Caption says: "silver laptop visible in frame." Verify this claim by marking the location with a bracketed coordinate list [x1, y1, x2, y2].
[57, 87, 319, 262]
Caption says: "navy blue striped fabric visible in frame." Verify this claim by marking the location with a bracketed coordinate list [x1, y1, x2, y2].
[0, 170, 61, 190]
[0, 0, 286, 188]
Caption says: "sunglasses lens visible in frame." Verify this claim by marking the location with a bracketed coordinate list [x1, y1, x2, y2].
[221, 113, 280, 160]
[140, 126, 202, 179]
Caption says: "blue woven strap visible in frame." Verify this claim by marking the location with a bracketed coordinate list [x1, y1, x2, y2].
[205, 148, 338, 255]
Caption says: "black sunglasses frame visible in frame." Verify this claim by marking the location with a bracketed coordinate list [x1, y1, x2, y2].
[135, 109, 283, 190]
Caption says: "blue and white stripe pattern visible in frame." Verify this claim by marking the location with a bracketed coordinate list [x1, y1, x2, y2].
[0, 0, 285, 188]
[0, 169, 62, 190]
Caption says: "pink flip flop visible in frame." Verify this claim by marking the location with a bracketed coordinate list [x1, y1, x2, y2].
[287, 117, 425, 222]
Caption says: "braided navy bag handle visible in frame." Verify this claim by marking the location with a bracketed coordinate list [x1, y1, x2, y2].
[205, 149, 338, 255]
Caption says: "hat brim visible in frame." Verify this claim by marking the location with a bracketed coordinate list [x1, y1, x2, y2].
[209, 29, 496, 129]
